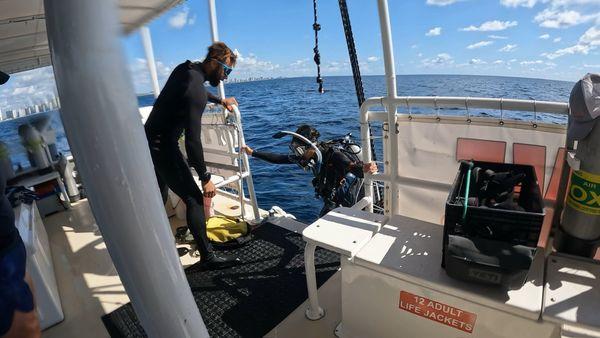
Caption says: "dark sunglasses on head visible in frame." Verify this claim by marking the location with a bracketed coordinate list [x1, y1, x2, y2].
[210, 59, 233, 76]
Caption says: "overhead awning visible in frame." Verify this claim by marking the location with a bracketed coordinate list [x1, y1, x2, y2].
[0, 0, 183, 74]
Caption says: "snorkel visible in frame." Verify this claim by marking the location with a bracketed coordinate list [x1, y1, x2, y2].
[273, 130, 322, 175]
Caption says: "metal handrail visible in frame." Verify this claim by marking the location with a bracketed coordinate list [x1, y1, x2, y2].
[364, 96, 569, 115]
[358, 95, 569, 216]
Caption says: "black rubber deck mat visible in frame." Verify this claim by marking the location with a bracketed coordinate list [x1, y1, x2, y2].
[101, 223, 340, 337]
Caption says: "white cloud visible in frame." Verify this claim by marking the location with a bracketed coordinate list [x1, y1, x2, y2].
[12, 86, 36, 95]
[467, 41, 493, 49]
[539, 34, 550, 39]
[168, 6, 195, 29]
[129, 58, 172, 94]
[534, 9, 596, 28]
[501, 0, 537, 7]
[421, 53, 454, 67]
[553, 37, 562, 42]
[0, 67, 58, 111]
[367, 56, 380, 62]
[520, 60, 544, 65]
[519, 60, 557, 71]
[461, 20, 518, 32]
[411, 44, 418, 49]
[493, 60, 505, 64]
[584, 64, 600, 68]
[290, 58, 310, 67]
[233, 50, 280, 77]
[469, 58, 487, 65]
[489, 35, 508, 39]
[499, 44, 518, 52]
[426, 27, 442, 37]
[543, 26, 600, 59]
[426, 0, 460, 6]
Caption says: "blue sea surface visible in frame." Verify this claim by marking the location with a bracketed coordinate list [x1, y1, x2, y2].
[1, 75, 573, 222]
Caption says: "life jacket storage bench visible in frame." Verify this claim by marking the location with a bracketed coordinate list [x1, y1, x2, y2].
[335, 214, 556, 338]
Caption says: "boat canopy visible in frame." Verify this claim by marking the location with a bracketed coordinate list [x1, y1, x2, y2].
[0, 0, 183, 74]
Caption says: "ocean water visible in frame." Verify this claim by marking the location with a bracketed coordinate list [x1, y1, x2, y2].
[1, 75, 573, 222]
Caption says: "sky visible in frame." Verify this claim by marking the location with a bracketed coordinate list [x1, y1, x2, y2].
[1, 0, 600, 109]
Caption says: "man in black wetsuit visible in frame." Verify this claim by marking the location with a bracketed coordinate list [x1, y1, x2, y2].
[0, 70, 41, 338]
[242, 125, 377, 217]
[144, 42, 239, 267]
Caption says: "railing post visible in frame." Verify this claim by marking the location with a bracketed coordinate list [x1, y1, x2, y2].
[377, 0, 399, 216]
[43, 0, 208, 336]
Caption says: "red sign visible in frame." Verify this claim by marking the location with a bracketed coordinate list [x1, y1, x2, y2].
[399, 291, 477, 333]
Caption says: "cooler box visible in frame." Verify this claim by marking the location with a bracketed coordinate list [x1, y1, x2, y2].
[14, 201, 64, 329]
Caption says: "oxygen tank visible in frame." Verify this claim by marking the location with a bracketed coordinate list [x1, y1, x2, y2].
[57, 153, 80, 202]
[32, 116, 58, 160]
[0, 141, 15, 181]
[557, 73, 600, 257]
[18, 123, 51, 170]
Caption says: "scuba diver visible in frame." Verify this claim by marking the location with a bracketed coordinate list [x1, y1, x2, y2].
[242, 124, 377, 217]
[144, 42, 240, 267]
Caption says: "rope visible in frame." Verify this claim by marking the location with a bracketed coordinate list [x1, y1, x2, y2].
[312, 0, 324, 93]
[338, 0, 382, 207]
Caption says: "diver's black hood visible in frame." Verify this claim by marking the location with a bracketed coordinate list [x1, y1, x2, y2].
[294, 125, 320, 144]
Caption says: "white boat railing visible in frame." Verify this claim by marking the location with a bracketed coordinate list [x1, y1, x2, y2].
[359, 95, 569, 215]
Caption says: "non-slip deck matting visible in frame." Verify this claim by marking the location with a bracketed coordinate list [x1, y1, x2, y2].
[102, 223, 340, 337]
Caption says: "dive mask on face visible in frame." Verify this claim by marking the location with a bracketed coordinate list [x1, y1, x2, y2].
[274, 130, 323, 175]
[289, 141, 316, 171]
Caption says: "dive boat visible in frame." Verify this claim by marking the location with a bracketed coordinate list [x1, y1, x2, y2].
[0, 0, 598, 337]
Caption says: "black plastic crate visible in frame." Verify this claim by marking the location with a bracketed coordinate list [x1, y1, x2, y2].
[444, 161, 545, 248]
[441, 161, 545, 287]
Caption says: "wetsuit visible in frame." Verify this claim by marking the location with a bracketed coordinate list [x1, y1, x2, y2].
[145, 60, 221, 257]
[0, 168, 34, 335]
[252, 146, 365, 216]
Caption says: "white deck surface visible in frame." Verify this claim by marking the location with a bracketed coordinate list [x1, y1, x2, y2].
[303, 207, 387, 257]
[42, 199, 124, 338]
[544, 253, 600, 331]
[354, 214, 546, 321]
[40, 193, 270, 337]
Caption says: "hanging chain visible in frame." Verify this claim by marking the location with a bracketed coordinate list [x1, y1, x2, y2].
[312, 0, 324, 93]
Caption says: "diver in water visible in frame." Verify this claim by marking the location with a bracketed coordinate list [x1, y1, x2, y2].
[242, 124, 377, 217]
[144, 42, 239, 267]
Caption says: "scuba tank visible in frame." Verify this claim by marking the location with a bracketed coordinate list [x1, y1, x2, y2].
[556, 73, 600, 257]
[57, 153, 80, 202]
[32, 116, 58, 160]
[0, 141, 15, 181]
[18, 123, 52, 170]
[313, 133, 364, 204]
